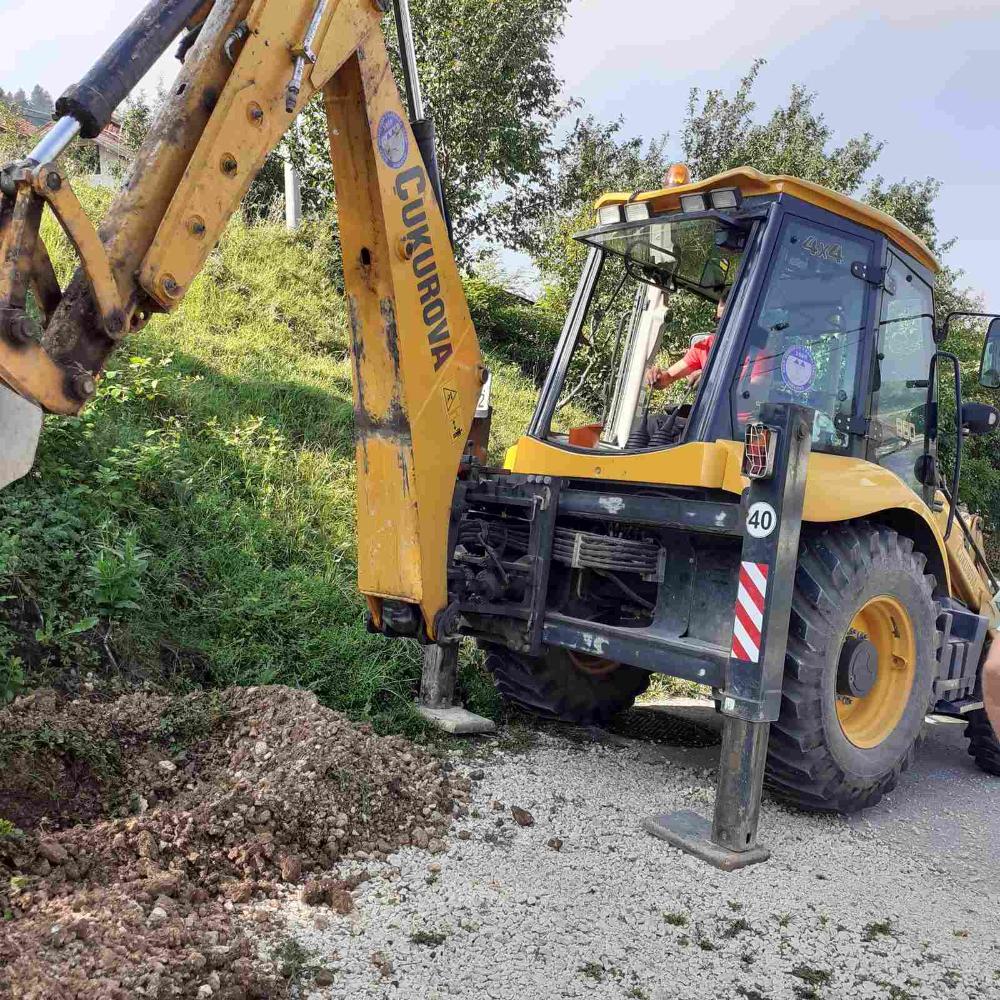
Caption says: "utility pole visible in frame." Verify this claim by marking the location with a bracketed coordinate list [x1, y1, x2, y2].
[284, 154, 302, 230]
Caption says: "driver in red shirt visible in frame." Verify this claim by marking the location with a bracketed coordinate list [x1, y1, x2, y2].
[646, 293, 727, 391]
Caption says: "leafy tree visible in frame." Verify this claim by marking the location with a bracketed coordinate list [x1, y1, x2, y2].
[535, 116, 669, 313]
[275, 0, 570, 253]
[119, 91, 153, 151]
[11, 89, 27, 108]
[29, 85, 54, 115]
[681, 61, 883, 195]
[0, 99, 30, 163]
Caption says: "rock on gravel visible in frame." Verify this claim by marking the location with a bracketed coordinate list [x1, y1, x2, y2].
[261, 732, 998, 1000]
[0, 686, 469, 999]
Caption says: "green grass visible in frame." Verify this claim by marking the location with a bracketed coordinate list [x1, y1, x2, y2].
[0, 190, 544, 734]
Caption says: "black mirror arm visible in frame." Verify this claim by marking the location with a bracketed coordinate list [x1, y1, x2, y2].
[937, 310, 1000, 344]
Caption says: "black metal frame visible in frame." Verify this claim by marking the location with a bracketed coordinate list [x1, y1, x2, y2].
[445, 403, 814, 867]
[923, 351, 963, 540]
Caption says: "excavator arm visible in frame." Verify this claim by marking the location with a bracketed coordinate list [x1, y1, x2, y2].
[0, 0, 484, 639]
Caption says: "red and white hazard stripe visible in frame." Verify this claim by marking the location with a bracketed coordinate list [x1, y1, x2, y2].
[731, 561, 769, 664]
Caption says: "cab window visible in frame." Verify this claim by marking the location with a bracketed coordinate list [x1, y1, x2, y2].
[733, 217, 873, 453]
[874, 254, 936, 489]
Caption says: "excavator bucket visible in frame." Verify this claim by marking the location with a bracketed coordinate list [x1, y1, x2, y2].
[323, 46, 483, 639]
[0, 382, 42, 491]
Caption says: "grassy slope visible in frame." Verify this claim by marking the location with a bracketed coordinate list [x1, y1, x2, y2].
[0, 195, 541, 731]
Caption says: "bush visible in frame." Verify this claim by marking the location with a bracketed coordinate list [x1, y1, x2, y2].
[465, 277, 562, 385]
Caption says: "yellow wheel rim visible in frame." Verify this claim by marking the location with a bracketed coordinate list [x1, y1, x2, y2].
[836, 596, 916, 749]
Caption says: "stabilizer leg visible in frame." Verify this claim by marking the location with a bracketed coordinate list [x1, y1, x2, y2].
[416, 643, 496, 734]
[643, 402, 814, 870]
[644, 717, 771, 871]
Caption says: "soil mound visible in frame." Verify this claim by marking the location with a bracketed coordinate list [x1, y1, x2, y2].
[0, 685, 468, 998]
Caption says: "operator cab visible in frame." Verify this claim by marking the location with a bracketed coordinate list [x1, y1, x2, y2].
[529, 165, 941, 495]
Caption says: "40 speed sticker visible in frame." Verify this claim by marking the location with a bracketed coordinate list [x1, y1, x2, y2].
[746, 501, 778, 539]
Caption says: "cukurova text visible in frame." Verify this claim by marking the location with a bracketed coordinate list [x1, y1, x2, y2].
[395, 166, 454, 372]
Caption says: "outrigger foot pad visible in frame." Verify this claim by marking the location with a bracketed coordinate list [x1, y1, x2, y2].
[416, 705, 497, 735]
[642, 810, 771, 871]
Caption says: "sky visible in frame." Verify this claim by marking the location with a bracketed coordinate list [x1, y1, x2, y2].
[0, 0, 996, 304]
[554, 0, 998, 305]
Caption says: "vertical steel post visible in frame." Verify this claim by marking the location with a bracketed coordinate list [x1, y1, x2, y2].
[284, 157, 303, 230]
[419, 643, 458, 709]
[713, 401, 812, 853]
[644, 402, 812, 869]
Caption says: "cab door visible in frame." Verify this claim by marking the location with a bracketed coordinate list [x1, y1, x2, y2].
[724, 207, 879, 455]
[870, 251, 938, 497]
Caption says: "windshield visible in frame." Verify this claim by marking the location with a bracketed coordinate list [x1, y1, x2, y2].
[576, 215, 740, 298]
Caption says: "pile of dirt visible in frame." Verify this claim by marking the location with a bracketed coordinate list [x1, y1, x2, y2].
[0, 685, 469, 998]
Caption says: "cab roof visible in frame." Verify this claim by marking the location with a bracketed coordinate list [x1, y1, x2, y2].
[595, 167, 939, 274]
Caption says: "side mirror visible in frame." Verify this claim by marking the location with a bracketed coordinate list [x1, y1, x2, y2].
[690, 333, 712, 349]
[962, 402, 1000, 437]
[980, 317, 1000, 388]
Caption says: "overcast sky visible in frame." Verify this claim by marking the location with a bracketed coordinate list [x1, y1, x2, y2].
[1, 0, 996, 304]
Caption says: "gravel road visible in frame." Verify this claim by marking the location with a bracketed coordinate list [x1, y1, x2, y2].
[258, 706, 999, 1000]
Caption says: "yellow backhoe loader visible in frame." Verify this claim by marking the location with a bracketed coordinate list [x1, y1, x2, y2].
[1, 0, 999, 868]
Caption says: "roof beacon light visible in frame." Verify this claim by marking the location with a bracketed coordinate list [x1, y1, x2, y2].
[665, 163, 692, 188]
[710, 187, 742, 210]
[598, 205, 623, 226]
[624, 202, 650, 223]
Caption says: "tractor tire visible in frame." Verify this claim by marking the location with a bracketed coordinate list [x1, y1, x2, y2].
[481, 645, 649, 726]
[766, 523, 938, 813]
[965, 710, 1000, 776]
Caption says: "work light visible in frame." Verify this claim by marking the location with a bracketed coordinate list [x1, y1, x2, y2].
[598, 206, 623, 226]
[710, 188, 742, 210]
[624, 202, 650, 223]
[680, 193, 708, 214]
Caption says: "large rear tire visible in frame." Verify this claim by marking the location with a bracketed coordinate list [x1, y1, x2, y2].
[766, 523, 938, 813]
[481, 645, 650, 726]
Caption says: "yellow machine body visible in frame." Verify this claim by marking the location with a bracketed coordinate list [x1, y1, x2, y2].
[503, 437, 998, 627]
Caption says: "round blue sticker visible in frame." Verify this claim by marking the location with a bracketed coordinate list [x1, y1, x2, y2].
[782, 345, 816, 393]
[377, 111, 409, 169]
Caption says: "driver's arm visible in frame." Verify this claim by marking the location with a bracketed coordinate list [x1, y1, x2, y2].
[645, 357, 697, 390]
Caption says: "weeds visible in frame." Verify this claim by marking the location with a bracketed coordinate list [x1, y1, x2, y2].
[409, 929, 448, 947]
[273, 936, 319, 987]
[0, 653, 24, 706]
[89, 527, 150, 615]
[863, 919, 896, 941]
[790, 966, 832, 987]
[0, 727, 121, 781]
[578, 962, 604, 981]
[724, 918, 753, 938]
[663, 911, 689, 927]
